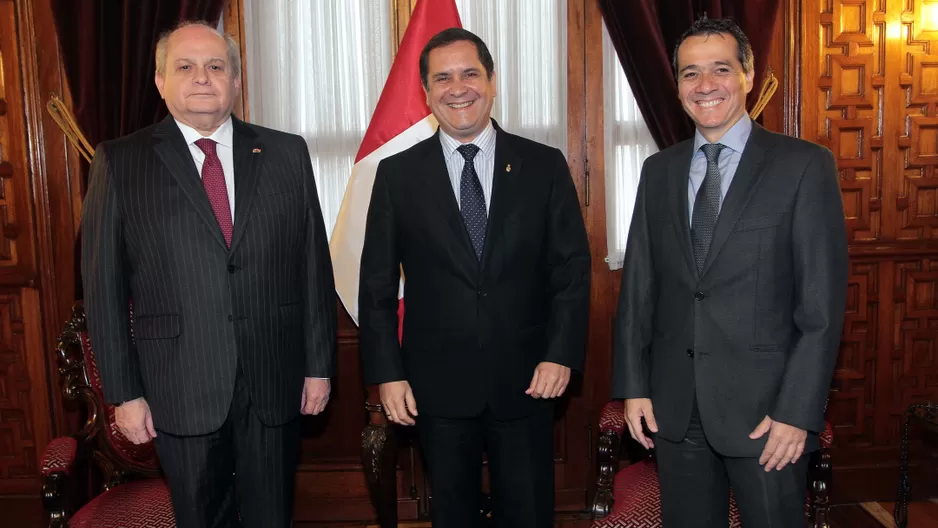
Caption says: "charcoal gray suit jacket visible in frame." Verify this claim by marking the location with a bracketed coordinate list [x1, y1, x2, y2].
[611, 123, 848, 457]
[81, 115, 337, 436]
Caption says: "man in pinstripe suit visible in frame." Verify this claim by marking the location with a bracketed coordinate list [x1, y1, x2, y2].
[81, 22, 337, 527]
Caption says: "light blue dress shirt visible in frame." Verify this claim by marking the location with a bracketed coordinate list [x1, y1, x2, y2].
[688, 115, 753, 226]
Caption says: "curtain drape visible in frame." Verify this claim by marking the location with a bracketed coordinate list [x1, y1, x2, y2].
[598, 0, 780, 150]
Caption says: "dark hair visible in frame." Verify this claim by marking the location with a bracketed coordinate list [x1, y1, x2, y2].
[419, 27, 495, 90]
[672, 17, 753, 79]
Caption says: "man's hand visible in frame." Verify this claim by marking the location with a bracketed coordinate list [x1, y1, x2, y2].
[301, 378, 330, 415]
[379, 380, 418, 426]
[115, 397, 157, 445]
[525, 362, 571, 399]
[624, 398, 658, 450]
[749, 416, 807, 471]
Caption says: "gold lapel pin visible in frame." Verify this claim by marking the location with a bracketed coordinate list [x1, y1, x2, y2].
[252, 148, 262, 153]
[506, 164, 511, 173]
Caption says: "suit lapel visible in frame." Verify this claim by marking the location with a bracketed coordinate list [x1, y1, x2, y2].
[152, 116, 228, 249]
[420, 136, 480, 273]
[229, 118, 263, 253]
[668, 140, 697, 280]
[480, 128, 523, 274]
[699, 124, 774, 278]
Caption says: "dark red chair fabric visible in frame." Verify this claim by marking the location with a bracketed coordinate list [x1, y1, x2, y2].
[41, 302, 174, 528]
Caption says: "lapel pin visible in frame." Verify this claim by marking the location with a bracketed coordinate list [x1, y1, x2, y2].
[252, 148, 262, 154]
[506, 164, 511, 173]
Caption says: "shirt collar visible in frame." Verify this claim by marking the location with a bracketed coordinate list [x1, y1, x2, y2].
[439, 120, 497, 158]
[175, 116, 234, 149]
[693, 113, 752, 155]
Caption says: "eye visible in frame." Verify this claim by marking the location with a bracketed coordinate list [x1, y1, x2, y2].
[682, 72, 698, 79]
[210, 65, 223, 71]
[466, 71, 479, 78]
[716, 67, 730, 74]
[179, 65, 190, 71]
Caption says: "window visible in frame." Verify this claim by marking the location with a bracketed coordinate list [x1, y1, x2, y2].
[242, 0, 392, 237]
[602, 24, 658, 270]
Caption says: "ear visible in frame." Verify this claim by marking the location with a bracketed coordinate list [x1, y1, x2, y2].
[744, 67, 755, 95]
[490, 71, 497, 98]
[155, 71, 166, 98]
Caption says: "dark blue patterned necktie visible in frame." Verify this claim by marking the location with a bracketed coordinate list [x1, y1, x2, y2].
[691, 143, 726, 273]
[457, 144, 486, 261]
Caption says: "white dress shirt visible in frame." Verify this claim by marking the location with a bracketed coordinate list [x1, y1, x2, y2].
[439, 121, 497, 211]
[175, 117, 236, 219]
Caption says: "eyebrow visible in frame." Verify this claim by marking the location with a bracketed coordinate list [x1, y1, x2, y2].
[679, 60, 734, 74]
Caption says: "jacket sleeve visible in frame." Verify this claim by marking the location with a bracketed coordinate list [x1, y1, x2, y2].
[770, 147, 848, 433]
[81, 144, 143, 404]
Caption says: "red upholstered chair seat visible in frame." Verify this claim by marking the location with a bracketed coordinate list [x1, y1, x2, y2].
[593, 459, 743, 528]
[41, 302, 176, 528]
[69, 479, 175, 528]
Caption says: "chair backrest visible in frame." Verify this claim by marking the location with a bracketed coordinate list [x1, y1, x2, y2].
[55, 301, 161, 480]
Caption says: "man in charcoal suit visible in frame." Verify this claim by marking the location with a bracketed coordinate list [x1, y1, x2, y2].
[612, 17, 848, 527]
[358, 28, 591, 528]
[81, 21, 336, 528]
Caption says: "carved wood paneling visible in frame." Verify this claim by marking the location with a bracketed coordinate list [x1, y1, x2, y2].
[0, 0, 36, 281]
[831, 260, 878, 447]
[803, 0, 938, 501]
[0, 292, 34, 480]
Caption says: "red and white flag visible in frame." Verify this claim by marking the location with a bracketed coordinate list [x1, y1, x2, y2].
[330, 0, 462, 327]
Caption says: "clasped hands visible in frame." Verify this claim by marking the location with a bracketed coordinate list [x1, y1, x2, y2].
[624, 398, 808, 472]
[379, 361, 570, 426]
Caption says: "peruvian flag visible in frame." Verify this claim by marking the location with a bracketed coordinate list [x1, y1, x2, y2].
[330, 0, 462, 330]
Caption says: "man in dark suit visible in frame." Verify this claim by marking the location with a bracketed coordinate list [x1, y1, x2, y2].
[81, 21, 336, 528]
[612, 17, 848, 527]
[358, 28, 590, 528]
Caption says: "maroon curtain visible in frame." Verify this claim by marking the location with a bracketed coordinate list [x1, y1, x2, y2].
[51, 0, 227, 150]
[598, 0, 780, 149]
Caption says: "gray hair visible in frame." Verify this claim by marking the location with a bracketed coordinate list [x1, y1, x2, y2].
[155, 21, 242, 78]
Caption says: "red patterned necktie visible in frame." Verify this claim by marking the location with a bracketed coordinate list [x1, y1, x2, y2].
[195, 138, 233, 247]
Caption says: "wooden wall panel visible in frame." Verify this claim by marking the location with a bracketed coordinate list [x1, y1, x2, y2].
[801, 0, 938, 501]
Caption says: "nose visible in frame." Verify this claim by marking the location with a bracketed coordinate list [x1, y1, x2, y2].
[193, 66, 210, 84]
[696, 72, 718, 93]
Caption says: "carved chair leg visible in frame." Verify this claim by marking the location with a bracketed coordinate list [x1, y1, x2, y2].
[42, 472, 69, 528]
[809, 448, 831, 528]
[363, 388, 398, 528]
[591, 430, 620, 520]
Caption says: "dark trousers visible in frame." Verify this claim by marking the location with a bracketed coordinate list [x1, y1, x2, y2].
[154, 367, 301, 528]
[655, 401, 809, 528]
[417, 405, 554, 528]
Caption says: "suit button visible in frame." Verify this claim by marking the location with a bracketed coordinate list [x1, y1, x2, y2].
[227, 314, 233, 322]
[687, 349, 694, 357]
[227, 264, 237, 273]
[694, 291, 706, 301]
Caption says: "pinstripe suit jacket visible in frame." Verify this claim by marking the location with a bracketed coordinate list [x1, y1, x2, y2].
[81, 115, 337, 436]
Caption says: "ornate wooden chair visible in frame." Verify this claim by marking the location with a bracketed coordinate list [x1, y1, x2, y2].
[40, 302, 175, 528]
[591, 401, 833, 528]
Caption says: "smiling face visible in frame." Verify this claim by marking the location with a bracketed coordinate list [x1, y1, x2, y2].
[676, 32, 753, 143]
[155, 25, 240, 135]
[424, 40, 496, 143]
